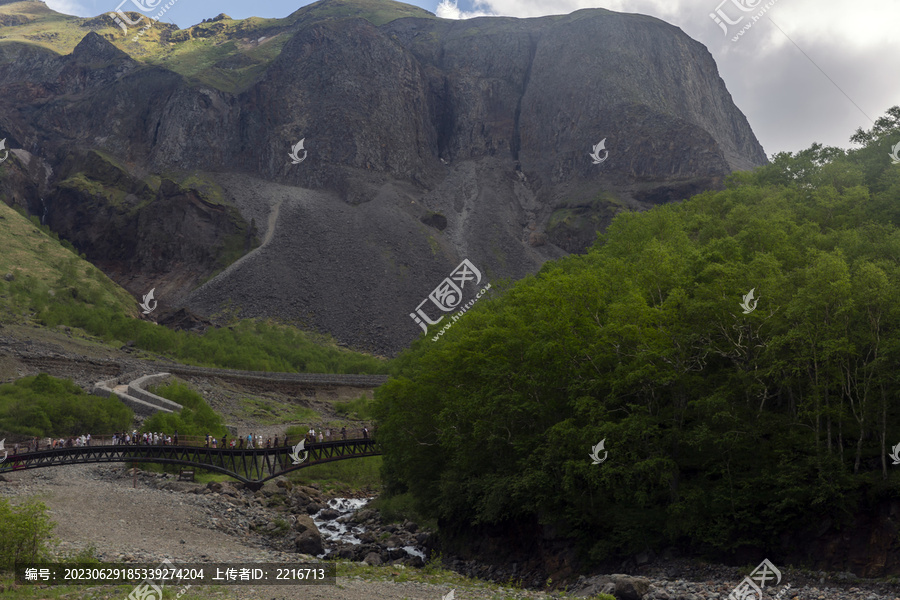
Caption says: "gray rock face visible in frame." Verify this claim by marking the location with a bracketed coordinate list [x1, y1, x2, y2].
[0, 0, 766, 354]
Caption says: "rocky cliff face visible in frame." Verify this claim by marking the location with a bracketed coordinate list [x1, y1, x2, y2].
[0, 0, 767, 353]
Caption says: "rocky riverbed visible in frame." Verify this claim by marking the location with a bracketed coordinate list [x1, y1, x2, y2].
[1, 463, 899, 600]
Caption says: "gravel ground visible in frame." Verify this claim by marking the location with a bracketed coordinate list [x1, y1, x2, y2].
[2, 463, 900, 600]
[0, 463, 550, 600]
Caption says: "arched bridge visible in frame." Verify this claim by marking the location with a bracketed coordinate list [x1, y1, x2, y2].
[0, 438, 380, 490]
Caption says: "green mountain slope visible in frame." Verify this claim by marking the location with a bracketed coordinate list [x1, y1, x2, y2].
[0, 200, 388, 374]
[0, 0, 436, 93]
[0, 201, 138, 322]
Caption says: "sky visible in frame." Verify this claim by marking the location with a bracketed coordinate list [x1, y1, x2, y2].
[43, 0, 900, 158]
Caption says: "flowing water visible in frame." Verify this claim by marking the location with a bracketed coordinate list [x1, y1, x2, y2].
[312, 497, 426, 560]
[313, 497, 370, 549]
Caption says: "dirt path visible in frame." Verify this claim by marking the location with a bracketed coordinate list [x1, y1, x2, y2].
[263, 197, 283, 246]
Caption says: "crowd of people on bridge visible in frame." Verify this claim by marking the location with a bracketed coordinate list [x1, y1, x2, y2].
[3, 425, 373, 458]
[110, 430, 178, 445]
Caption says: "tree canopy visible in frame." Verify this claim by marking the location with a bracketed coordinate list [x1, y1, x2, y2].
[373, 108, 900, 561]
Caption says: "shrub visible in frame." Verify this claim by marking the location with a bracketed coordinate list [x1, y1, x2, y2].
[0, 498, 55, 572]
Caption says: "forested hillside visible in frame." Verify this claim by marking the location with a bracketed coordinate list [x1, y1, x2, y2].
[374, 108, 900, 568]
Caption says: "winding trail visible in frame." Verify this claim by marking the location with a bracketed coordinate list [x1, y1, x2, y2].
[263, 196, 282, 246]
[188, 197, 284, 298]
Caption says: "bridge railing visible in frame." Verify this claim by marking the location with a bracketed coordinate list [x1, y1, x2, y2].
[1, 429, 374, 456]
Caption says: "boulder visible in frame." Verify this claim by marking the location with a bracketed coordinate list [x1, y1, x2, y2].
[613, 575, 651, 600]
[363, 552, 384, 566]
[294, 530, 324, 556]
[289, 515, 324, 555]
[257, 480, 281, 497]
[291, 514, 318, 534]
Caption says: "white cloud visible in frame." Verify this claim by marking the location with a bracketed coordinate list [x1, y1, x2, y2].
[436, 0, 495, 19]
[430, 0, 900, 154]
[41, 0, 93, 17]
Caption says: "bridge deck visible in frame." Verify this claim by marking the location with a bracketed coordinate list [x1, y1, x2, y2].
[0, 438, 379, 490]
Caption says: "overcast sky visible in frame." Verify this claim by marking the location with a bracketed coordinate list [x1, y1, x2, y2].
[44, 0, 900, 158]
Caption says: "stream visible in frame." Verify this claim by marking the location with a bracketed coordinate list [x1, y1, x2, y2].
[312, 497, 426, 561]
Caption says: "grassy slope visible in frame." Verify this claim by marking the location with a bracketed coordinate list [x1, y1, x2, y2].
[0, 201, 137, 322]
[0, 0, 437, 93]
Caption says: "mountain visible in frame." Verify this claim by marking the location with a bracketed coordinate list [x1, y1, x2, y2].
[0, 0, 767, 354]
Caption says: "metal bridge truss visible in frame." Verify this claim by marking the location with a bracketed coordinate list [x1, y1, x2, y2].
[0, 439, 380, 490]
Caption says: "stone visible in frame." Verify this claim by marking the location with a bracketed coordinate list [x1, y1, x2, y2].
[613, 575, 651, 600]
[257, 480, 281, 497]
[294, 530, 323, 556]
[291, 514, 318, 535]
[363, 552, 383, 566]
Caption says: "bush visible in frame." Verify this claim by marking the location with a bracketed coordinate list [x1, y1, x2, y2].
[142, 381, 227, 438]
[334, 394, 376, 420]
[0, 374, 132, 437]
[37, 301, 387, 374]
[0, 498, 55, 572]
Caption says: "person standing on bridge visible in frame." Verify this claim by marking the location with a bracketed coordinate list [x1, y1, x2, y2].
[363, 427, 369, 439]
[274, 435, 279, 447]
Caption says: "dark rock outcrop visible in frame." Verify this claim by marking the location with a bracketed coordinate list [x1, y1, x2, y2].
[0, 0, 767, 354]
